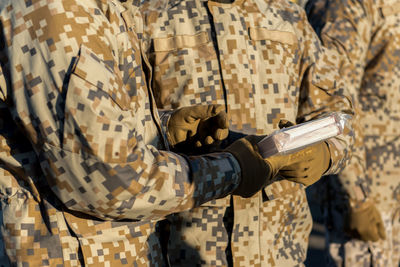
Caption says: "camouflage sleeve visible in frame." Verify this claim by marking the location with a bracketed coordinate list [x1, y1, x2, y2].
[0, 0, 241, 221]
[307, 0, 375, 199]
[293, 7, 355, 176]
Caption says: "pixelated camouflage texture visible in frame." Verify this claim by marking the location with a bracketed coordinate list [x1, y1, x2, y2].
[290, 0, 309, 8]
[324, 181, 400, 267]
[141, 0, 355, 266]
[307, 0, 400, 265]
[0, 0, 244, 265]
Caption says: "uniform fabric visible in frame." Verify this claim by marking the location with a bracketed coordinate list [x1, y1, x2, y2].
[140, 0, 355, 266]
[307, 0, 400, 266]
[0, 0, 245, 266]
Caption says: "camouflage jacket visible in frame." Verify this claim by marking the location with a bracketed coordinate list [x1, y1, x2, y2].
[141, 0, 354, 266]
[291, 0, 308, 8]
[0, 0, 245, 266]
[307, 0, 400, 204]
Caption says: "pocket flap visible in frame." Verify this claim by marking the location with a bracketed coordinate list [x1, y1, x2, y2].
[73, 45, 129, 109]
[153, 31, 209, 52]
[249, 27, 297, 45]
[263, 179, 304, 200]
[381, 2, 400, 17]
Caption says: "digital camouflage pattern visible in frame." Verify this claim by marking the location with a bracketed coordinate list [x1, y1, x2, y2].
[0, 0, 248, 266]
[140, 0, 355, 266]
[290, 0, 308, 8]
[307, 0, 400, 266]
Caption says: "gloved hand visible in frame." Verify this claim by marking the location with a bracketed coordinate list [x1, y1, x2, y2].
[167, 104, 228, 149]
[224, 135, 273, 198]
[271, 141, 331, 186]
[263, 119, 331, 187]
[348, 199, 386, 242]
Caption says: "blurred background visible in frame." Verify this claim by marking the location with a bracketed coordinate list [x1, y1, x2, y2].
[305, 186, 326, 267]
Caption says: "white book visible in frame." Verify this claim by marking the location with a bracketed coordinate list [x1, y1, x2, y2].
[257, 113, 351, 158]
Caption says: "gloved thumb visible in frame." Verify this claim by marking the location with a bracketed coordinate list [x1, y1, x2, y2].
[211, 110, 229, 140]
[377, 221, 386, 240]
[189, 104, 225, 120]
[278, 119, 295, 129]
[214, 110, 229, 129]
[214, 128, 229, 141]
[374, 208, 386, 240]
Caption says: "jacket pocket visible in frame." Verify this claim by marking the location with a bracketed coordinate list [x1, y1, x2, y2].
[312, 22, 341, 91]
[248, 27, 300, 130]
[62, 211, 153, 266]
[72, 45, 131, 110]
[153, 31, 210, 52]
[63, 45, 136, 159]
[149, 32, 220, 109]
[260, 180, 311, 265]
[263, 179, 305, 200]
[381, 2, 400, 17]
[1, 193, 66, 265]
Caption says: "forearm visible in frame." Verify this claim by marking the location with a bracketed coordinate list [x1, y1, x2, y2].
[41, 142, 240, 220]
[2, 0, 242, 222]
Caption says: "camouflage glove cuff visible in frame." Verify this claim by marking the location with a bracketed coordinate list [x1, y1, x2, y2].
[224, 135, 273, 198]
[349, 199, 386, 242]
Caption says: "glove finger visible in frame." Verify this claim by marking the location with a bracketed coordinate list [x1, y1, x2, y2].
[373, 209, 387, 240]
[170, 130, 189, 146]
[366, 226, 380, 242]
[214, 128, 229, 141]
[212, 104, 226, 116]
[303, 165, 325, 181]
[278, 119, 295, 129]
[204, 136, 215, 145]
[300, 170, 323, 187]
[286, 177, 308, 186]
[377, 221, 386, 240]
[196, 109, 228, 141]
[358, 218, 379, 242]
[283, 167, 323, 186]
[214, 110, 229, 129]
[280, 162, 301, 171]
[287, 148, 314, 165]
[190, 104, 225, 120]
[280, 160, 312, 171]
[195, 140, 202, 147]
[188, 128, 198, 137]
[279, 169, 307, 178]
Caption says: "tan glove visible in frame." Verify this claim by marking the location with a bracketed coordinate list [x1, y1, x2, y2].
[348, 200, 386, 242]
[224, 135, 273, 198]
[263, 119, 331, 186]
[272, 141, 331, 186]
[167, 104, 228, 149]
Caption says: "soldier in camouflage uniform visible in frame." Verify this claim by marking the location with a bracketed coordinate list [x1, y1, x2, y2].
[307, 0, 400, 266]
[0, 0, 281, 266]
[290, 0, 308, 8]
[140, 0, 355, 266]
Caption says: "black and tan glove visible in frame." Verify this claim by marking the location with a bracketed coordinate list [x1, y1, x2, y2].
[348, 199, 386, 242]
[263, 119, 331, 187]
[270, 141, 331, 186]
[224, 135, 273, 198]
[167, 104, 228, 150]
